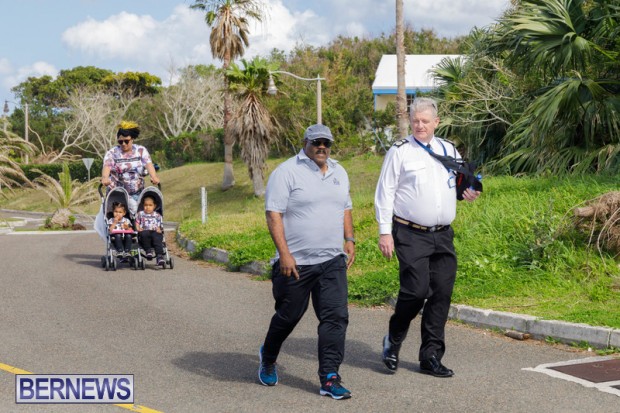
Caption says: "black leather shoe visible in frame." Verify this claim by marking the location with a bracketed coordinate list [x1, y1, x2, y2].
[382, 335, 400, 372]
[419, 356, 454, 378]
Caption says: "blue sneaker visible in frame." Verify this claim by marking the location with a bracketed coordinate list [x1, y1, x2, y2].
[320, 373, 351, 400]
[258, 346, 278, 386]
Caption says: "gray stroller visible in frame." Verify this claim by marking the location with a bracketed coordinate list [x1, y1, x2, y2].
[135, 185, 174, 270]
[98, 185, 141, 271]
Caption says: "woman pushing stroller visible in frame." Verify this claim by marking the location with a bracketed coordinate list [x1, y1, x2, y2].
[101, 121, 160, 215]
[98, 120, 172, 270]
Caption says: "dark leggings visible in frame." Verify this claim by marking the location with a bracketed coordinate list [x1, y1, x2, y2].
[138, 230, 164, 255]
[111, 234, 132, 252]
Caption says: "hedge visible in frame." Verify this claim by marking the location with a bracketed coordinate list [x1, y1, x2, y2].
[21, 159, 103, 183]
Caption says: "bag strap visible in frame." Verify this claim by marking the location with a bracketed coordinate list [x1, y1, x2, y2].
[427, 150, 476, 177]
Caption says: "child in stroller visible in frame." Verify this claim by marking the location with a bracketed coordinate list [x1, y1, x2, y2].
[136, 195, 164, 265]
[136, 186, 174, 269]
[98, 186, 140, 271]
[107, 201, 133, 261]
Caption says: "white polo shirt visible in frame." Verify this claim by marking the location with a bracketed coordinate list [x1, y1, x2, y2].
[265, 149, 352, 265]
[375, 135, 460, 234]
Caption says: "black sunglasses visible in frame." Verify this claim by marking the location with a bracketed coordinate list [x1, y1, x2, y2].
[309, 139, 332, 148]
[117, 139, 132, 145]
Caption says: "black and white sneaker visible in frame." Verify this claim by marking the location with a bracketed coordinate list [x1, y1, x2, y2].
[382, 335, 400, 372]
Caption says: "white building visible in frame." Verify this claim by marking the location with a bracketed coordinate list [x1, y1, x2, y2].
[372, 54, 461, 110]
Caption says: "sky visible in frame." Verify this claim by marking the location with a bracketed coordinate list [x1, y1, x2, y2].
[0, 0, 510, 108]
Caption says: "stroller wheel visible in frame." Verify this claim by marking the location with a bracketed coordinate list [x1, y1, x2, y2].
[140, 260, 146, 270]
[112, 257, 117, 271]
[104, 257, 110, 271]
[101, 256, 106, 268]
[168, 257, 174, 269]
[132, 257, 138, 270]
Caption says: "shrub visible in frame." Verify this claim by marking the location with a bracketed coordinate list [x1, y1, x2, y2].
[21, 159, 103, 183]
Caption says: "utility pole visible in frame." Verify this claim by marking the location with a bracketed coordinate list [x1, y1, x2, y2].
[24, 103, 29, 164]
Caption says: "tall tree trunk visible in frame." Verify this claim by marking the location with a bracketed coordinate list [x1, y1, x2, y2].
[222, 90, 235, 190]
[396, 0, 409, 139]
[221, 55, 235, 191]
[251, 168, 265, 197]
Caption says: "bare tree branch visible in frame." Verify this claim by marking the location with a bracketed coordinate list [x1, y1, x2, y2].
[156, 66, 224, 139]
[54, 84, 140, 162]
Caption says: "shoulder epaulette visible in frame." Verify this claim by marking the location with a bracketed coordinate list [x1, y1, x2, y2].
[393, 138, 408, 148]
[437, 137, 456, 147]
[437, 136, 456, 146]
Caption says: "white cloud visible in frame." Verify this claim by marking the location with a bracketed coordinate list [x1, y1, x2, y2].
[403, 0, 509, 37]
[61, 5, 214, 84]
[59, 0, 339, 78]
[62, 12, 161, 60]
[56, 0, 511, 86]
[345, 22, 368, 38]
[1, 61, 58, 92]
[246, 0, 331, 57]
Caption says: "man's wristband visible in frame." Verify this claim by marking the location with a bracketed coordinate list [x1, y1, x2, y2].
[344, 237, 355, 244]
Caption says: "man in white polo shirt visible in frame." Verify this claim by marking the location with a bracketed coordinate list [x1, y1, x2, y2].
[258, 124, 356, 400]
[375, 97, 480, 378]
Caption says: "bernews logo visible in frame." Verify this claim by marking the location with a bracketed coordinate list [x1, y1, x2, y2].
[16, 374, 134, 404]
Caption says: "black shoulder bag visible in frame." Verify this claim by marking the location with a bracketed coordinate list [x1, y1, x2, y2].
[426, 151, 483, 200]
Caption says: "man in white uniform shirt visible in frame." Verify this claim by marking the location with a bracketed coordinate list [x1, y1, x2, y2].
[375, 98, 480, 377]
[258, 124, 356, 400]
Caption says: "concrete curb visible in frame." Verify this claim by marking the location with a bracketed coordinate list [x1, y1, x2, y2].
[176, 230, 619, 349]
[451, 305, 617, 349]
[176, 231, 267, 276]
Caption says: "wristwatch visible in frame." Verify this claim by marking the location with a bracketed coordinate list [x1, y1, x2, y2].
[344, 237, 355, 244]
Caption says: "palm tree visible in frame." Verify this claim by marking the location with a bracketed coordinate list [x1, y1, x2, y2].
[32, 163, 97, 228]
[395, 0, 408, 138]
[191, 0, 265, 190]
[490, 0, 620, 174]
[0, 130, 34, 197]
[226, 57, 275, 197]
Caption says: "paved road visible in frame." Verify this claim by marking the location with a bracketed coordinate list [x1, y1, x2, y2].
[0, 231, 617, 413]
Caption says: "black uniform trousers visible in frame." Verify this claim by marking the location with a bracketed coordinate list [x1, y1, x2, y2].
[389, 221, 457, 361]
[262, 254, 349, 382]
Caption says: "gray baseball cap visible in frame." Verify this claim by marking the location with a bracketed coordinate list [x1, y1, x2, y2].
[303, 124, 334, 141]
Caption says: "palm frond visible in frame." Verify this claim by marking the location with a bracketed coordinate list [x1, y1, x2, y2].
[191, 0, 266, 62]
[32, 164, 97, 211]
[494, 0, 597, 74]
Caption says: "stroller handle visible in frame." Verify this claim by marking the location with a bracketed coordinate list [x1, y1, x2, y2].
[98, 183, 161, 198]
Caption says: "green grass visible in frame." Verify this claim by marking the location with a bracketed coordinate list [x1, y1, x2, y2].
[2, 155, 619, 328]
